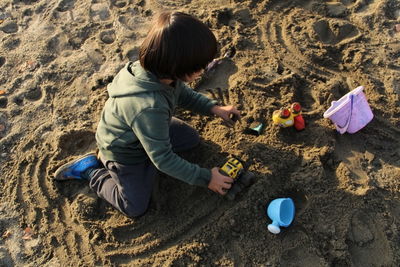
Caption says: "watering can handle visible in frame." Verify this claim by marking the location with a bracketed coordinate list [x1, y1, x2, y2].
[336, 94, 354, 134]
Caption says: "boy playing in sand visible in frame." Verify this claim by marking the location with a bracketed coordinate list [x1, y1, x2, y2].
[54, 11, 240, 217]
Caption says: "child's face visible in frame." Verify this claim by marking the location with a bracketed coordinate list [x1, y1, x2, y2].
[183, 69, 204, 83]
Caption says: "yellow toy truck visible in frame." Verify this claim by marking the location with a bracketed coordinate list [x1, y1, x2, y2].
[219, 157, 255, 200]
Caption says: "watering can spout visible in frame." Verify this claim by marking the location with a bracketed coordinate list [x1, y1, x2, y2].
[268, 222, 281, 234]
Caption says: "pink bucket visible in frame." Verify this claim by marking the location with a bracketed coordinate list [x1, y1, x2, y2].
[323, 86, 373, 134]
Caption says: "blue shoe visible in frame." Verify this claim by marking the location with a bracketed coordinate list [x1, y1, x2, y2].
[54, 153, 100, 180]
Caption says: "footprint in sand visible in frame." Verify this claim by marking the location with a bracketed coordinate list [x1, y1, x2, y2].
[70, 193, 99, 222]
[0, 56, 5, 67]
[99, 30, 116, 44]
[55, 129, 96, 158]
[213, 8, 233, 27]
[313, 19, 359, 45]
[0, 97, 6, 109]
[334, 136, 372, 195]
[111, 0, 128, 8]
[280, 228, 327, 266]
[353, 0, 380, 14]
[85, 48, 105, 69]
[56, 0, 75, 12]
[90, 3, 111, 22]
[24, 86, 43, 102]
[12, 94, 24, 106]
[4, 38, 21, 50]
[118, 16, 140, 31]
[126, 46, 140, 61]
[347, 210, 393, 267]
[46, 34, 72, 56]
[0, 21, 18, 34]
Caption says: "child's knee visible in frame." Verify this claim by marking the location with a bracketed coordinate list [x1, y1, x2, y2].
[189, 130, 200, 146]
[182, 125, 200, 149]
[123, 202, 149, 218]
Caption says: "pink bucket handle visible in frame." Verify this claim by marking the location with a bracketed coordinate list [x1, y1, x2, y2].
[335, 94, 354, 134]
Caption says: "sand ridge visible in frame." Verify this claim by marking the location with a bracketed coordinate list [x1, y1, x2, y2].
[0, 0, 399, 266]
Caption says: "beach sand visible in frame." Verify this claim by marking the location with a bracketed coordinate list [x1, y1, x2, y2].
[0, 0, 399, 266]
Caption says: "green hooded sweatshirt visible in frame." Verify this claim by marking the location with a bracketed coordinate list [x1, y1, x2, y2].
[96, 61, 217, 187]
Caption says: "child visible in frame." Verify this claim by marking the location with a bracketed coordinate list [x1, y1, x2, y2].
[54, 11, 241, 217]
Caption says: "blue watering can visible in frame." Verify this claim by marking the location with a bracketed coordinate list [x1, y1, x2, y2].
[266, 198, 295, 234]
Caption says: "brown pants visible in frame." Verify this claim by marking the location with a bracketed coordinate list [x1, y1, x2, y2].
[89, 117, 200, 217]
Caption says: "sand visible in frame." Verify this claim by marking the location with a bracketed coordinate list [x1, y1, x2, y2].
[0, 0, 399, 266]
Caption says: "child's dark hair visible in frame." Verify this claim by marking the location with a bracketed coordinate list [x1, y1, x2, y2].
[139, 11, 217, 80]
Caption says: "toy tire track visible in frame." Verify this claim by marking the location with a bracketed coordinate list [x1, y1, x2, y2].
[103, 196, 232, 264]
[262, 8, 334, 81]
[3, 136, 100, 265]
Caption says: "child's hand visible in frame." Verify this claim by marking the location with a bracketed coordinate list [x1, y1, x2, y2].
[208, 167, 233, 195]
[211, 105, 241, 127]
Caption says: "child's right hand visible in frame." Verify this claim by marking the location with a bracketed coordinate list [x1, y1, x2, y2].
[208, 167, 233, 195]
[210, 105, 241, 127]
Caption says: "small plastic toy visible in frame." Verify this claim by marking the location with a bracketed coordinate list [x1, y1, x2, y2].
[290, 102, 305, 131]
[243, 122, 265, 136]
[219, 157, 255, 200]
[272, 102, 305, 131]
[272, 108, 294, 127]
[266, 198, 295, 234]
[323, 86, 373, 134]
[249, 123, 264, 135]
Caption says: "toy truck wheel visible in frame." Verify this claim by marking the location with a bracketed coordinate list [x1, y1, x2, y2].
[225, 183, 242, 201]
[240, 171, 255, 186]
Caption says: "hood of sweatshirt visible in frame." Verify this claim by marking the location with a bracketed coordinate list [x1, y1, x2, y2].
[107, 61, 171, 98]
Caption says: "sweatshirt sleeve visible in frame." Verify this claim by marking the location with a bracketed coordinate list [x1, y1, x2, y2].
[131, 107, 211, 187]
[177, 83, 217, 115]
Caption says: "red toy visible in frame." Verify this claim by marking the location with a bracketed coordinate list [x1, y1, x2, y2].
[290, 102, 305, 131]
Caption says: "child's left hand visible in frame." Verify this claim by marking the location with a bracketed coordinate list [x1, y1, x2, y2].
[211, 105, 241, 127]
